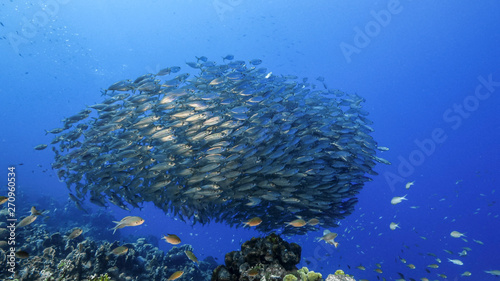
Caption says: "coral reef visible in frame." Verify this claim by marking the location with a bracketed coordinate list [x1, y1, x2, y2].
[211, 233, 357, 281]
[325, 272, 356, 281]
[297, 267, 322, 281]
[283, 274, 298, 281]
[211, 233, 301, 281]
[0, 227, 216, 280]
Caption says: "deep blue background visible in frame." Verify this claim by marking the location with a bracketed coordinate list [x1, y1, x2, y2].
[1, 1, 499, 280]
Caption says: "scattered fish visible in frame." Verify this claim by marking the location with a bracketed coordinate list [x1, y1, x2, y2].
[448, 258, 463, 265]
[16, 215, 37, 229]
[111, 216, 144, 234]
[450, 231, 466, 238]
[391, 195, 408, 205]
[15, 250, 29, 259]
[111, 246, 128, 256]
[405, 181, 415, 189]
[167, 270, 184, 280]
[390, 222, 400, 230]
[162, 234, 181, 245]
[185, 250, 199, 264]
[67, 228, 83, 239]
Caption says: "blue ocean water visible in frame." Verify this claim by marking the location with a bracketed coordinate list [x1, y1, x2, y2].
[1, 1, 499, 280]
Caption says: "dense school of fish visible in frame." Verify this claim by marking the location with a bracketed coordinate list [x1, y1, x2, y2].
[39, 56, 390, 234]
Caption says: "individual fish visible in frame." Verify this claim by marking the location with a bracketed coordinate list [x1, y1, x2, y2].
[243, 217, 262, 227]
[391, 195, 408, 205]
[111, 216, 144, 234]
[30, 206, 46, 216]
[247, 267, 259, 276]
[67, 228, 83, 239]
[390, 222, 400, 230]
[34, 144, 48, 150]
[15, 250, 29, 259]
[185, 250, 199, 264]
[0, 196, 7, 205]
[450, 231, 466, 238]
[167, 271, 184, 280]
[485, 270, 500, 276]
[222, 54, 234, 61]
[316, 230, 339, 247]
[448, 258, 463, 265]
[356, 265, 366, 270]
[307, 218, 320, 226]
[162, 234, 181, 245]
[285, 219, 307, 227]
[16, 215, 37, 229]
[405, 181, 415, 189]
[111, 246, 128, 256]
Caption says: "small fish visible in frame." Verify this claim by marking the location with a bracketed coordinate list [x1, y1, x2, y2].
[391, 195, 408, 205]
[405, 181, 415, 189]
[307, 218, 320, 226]
[162, 234, 181, 245]
[34, 144, 48, 150]
[0, 196, 7, 205]
[316, 230, 339, 247]
[374, 268, 383, 273]
[185, 250, 199, 264]
[448, 258, 463, 265]
[111, 216, 144, 234]
[356, 265, 366, 270]
[450, 231, 466, 238]
[407, 264, 415, 269]
[485, 270, 500, 276]
[461, 271, 471, 276]
[247, 267, 259, 276]
[390, 222, 400, 230]
[167, 270, 184, 280]
[16, 215, 37, 229]
[15, 250, 29, 259]
[111, 246, 128, 256]
[249, 59, 262, 65]
[30, 206, 45, 216]
[473, 239, 484, 245]
[243, 217, 262, 227]
[285, 219, 307, 227]
[427, 264, 439, 269]
[222, 54, 234, 61]
[67, 228, 83, 239]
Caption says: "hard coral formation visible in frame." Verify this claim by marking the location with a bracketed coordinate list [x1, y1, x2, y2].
[325, 272, 356, 281]
[283, 274, 298, 281]
[211, 233, 301, 281]
[297, 267, 322, 281]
